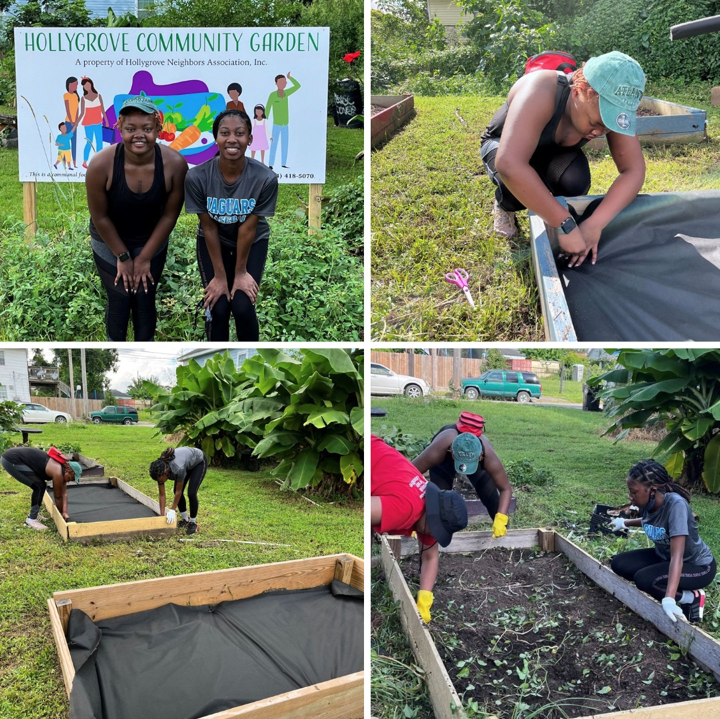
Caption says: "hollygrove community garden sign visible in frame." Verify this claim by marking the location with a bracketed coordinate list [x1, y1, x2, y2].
[14, 27, 329, 184]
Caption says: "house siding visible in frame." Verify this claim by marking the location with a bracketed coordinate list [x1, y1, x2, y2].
[178, 348, 258, 368]
[427, 0, 466, 27]
[0, 349, 31, 402]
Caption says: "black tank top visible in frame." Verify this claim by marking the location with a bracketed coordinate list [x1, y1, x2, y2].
[2, 447, 50, 479]
[89, 144, 168, 248]
[430, 424, 486, 480]
[481, 73, 588, 150]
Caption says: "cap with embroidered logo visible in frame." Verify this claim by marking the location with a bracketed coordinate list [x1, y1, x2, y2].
[119, 95, 158, 115]
[583, 51, 645, 137]
[451, 432, 482, 475]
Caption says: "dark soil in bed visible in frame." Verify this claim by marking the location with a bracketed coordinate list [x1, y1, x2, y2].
[637, 107, 661, 116]
[400, 549, 719, 718]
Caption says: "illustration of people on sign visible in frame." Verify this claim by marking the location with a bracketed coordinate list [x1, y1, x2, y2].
[62, 76, 80, 169]
[266, 72, 300, 170]
[248, 104, 270, 164]
[54, 122, 74, 170]
[75, 76, 109, 169]
[226, 82, 246, 113]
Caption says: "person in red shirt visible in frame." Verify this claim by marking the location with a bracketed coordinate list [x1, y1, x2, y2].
[371, 435, 468, 623]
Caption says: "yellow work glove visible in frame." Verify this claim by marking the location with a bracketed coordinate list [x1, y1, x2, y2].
[492, 512, 509, 538]
[416, 590, 433, 623]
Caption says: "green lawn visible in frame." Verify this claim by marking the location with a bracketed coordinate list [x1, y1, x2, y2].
[371, 397, 720, 719]
[0, 424, 362, 719]
[371, 81, 720, 341]
[540, 376, 584, 404]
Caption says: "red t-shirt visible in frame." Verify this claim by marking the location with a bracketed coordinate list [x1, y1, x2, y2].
[371, 435, 435, 546]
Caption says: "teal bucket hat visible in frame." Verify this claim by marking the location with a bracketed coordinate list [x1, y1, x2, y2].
[451, 433, 482, 475]
[583, 51, 646, 136]
[68, 461, 83, 484]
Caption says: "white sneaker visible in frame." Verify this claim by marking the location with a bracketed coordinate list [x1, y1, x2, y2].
[25, 518, 48, 530]
[493, 201, 517, 239]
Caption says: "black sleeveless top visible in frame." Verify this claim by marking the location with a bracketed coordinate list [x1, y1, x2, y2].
[481, 73, 588, 150]
[89, 143, 168, 248]
[430, 424, 486, 481]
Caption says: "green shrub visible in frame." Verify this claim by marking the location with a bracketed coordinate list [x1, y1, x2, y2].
[322, 175, 363, 254]
[375, 425, 431, 459]
[0, 399, 22, 453]
[505, 458, 557, 488]
[395, 71, 492, 96]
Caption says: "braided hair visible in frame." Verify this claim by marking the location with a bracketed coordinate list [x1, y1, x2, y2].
[627, 459, 691, 503]
[149, 447, 175, 481]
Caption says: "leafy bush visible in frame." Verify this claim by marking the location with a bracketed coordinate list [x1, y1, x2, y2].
[322, 175, 363, 255]
[102, 391, 117, 408]
[375, 425, 431, 459]
[0, 399, 22, 453]
[0, 213, 363, 341]
[33, 441, 83, 454]
[395, 71, 492, 97]
[505, 458, 557, 488]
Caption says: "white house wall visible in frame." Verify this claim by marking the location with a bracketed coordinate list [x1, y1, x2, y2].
[0, 349, 31, 402]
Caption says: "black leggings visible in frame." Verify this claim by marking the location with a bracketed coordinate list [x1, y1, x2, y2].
[481, 140, 591, 213]
[174, 457, 207, 518]
[196, 235, 268, 341]
[1, 456, 46, 519]
[611, 548, 716, 601]
[429, 467, 500, 518]
[93, 245, 167, 342]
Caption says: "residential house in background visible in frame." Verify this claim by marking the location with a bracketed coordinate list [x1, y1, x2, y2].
[0, 349, 31, 402]
[426, 0, 468, 38]
[178, 348, 259, 369]
[2, 0, 153, 19]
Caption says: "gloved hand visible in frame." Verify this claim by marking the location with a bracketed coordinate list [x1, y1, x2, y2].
[492, 513, 509, 538]
[166, 508, 176, 525]
[416, 590, 433, 623]
[661, 597, 685, 623]
[610, 517, 627, 532]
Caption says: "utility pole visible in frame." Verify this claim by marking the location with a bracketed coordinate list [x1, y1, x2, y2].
[80, 348, 89, 419]
[68, 349, 77, 419]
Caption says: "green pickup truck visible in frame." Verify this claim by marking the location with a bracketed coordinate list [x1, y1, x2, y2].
[89, 406, 139, 425]
[461, 370, 542, 403]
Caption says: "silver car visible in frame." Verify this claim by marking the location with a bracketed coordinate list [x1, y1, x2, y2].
[20, 402, 72, 424]
[370, 363, 431, 399]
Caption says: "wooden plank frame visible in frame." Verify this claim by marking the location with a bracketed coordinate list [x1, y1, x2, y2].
[48, 554, 364, 719]
[42, 477, 176, 542]
[380, 530, 720, 719]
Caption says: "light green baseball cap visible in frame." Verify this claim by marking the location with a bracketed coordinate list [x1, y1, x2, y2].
[68, 461, 83, 484]
[583, 51, 646, 136]
[120, 95, 157, 115]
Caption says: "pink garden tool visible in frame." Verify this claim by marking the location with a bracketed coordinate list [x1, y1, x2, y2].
[444, 268, 475, 308]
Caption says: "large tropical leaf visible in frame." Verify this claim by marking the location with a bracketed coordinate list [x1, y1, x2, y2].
[340, 452, 363, 485]
[350, 407, 364, 436]
[316, 433, 354, 455]
[288, 449, 320, 490]
[702, 434, 720, 493]
[304, 408, 350, 428]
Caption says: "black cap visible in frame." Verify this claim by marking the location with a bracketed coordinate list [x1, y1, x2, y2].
[425, 482, 468, 547]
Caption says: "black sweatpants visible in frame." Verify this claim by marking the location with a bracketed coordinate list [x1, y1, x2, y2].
[481, 138, 591, 213]
[1, 456, 47, 520]
[174, 456, 207, 518]
[611, 548, 716, 601]
[93, 245, 167, 342]
[196, 235, 268, 342]
[429, 467, 500, 518]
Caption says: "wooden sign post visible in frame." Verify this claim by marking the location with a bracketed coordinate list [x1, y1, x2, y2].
[22, 181, 37, 240]
[308, 183, 323, 234]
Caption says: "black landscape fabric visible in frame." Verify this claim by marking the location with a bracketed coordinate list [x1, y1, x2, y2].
[63, 484, 157, 523]
[560, 191, 720, 341]
[68, 584, 363, 719]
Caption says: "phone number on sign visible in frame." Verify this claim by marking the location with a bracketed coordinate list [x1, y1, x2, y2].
[276, 173, 315, 180]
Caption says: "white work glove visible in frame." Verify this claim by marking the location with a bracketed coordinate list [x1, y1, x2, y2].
[610, 517, 627, 532]
[166, 508, 176, 525]
[661, 597, 685, 623]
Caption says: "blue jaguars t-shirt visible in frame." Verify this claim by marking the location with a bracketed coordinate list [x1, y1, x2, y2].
[185, 156, 278, 248]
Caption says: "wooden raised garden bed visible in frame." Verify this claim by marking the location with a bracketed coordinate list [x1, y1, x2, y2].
[48, 554, 364, 719]
[42, 476, 176, 542]
[371, 94, 415, 149]
[380, 530, 720, 719]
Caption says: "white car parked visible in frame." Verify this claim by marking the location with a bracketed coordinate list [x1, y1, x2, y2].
[20, 402, 72, 424]
[370, 363, 431, 399]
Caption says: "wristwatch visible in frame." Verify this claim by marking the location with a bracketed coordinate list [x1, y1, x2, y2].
[117, 251, 131, 262]
[557, 215, 578, 235]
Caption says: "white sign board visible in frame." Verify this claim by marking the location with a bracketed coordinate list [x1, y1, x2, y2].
[15, 27, 329, 183]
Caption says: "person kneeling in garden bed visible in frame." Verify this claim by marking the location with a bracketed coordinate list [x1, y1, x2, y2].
[412, 411, 513, 539]
[149, 447, 207, 535]
[610, 459, 715, 623]
[0, 446, 81, 529]
[481, 51, 646, 269]
[371, 435, 468, 623]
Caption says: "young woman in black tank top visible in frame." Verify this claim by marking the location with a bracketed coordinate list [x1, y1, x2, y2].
[86, 96, 188, 341]
[481, 51, 646, 269]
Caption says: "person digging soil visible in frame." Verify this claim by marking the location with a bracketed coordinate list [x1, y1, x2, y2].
[371, 435, 468, 623]
[149, 447, 207, 535]
[0, 446, 82, 529]
[610, 459, 716, 623]
[412, 411, 513, 538]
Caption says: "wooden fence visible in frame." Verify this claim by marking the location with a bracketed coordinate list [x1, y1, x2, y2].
[31, 397, 103, 419]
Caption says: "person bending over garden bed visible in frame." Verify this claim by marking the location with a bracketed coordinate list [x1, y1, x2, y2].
[0, 446, 81, 530]
[371, 435, 468, 624]
[185, 109, 279, 341]
[86, 96, 188, 342]
[412, 411, 513, 538]
[610, 459, 716, 624]
[481, 51, 646, 268]
[149, 446, 207, 535]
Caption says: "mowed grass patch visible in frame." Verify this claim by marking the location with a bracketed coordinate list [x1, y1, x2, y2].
[0, 423, 362, 719]
[371, 84, 720, 341]
[371, 396, 720, 718]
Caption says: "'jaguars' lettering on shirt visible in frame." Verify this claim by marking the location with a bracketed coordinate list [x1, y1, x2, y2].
[206, 197, 256, 224]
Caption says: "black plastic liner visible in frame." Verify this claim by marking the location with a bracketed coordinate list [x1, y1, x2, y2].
[63, 484, 157, 523]
[68, 583, 363, 719]
[560, 191, 720, 340]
